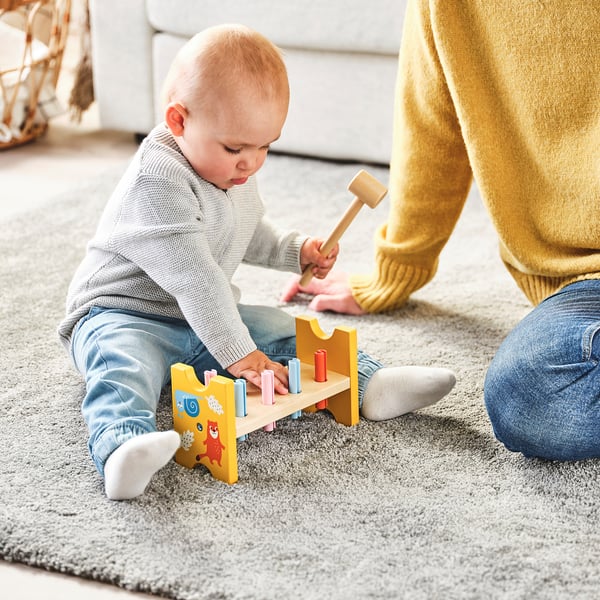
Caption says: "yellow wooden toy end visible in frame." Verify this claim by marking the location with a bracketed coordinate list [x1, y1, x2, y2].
[171, 363, 238, 484]
[295, 316, 359, 426]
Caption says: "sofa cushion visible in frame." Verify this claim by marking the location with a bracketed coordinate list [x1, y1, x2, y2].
[146, 0, 404, 55]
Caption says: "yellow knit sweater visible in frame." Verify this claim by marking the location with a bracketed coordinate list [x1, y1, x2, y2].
[351, 0, 600, 312]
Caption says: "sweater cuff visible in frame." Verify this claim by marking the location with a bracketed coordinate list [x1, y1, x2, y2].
[212, 335, 257, 370]
[288, 235, 310, 274]
[349, 226, 437, 313]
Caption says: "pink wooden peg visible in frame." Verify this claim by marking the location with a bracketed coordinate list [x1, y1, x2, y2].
[261, 369, 276, 432]
[204, 369, 217, 385]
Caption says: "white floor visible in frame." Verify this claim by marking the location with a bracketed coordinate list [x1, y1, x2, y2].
[1, 5, 157, 598]
[0, 561, 154, 599]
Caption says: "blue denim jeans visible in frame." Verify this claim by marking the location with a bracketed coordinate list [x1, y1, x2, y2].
[71, 304, 382, 475]
[485, 280, 600, 461]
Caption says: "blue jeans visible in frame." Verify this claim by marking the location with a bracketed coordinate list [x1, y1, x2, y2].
[71, 304, 382, 475]
[485, 280, 600, 461]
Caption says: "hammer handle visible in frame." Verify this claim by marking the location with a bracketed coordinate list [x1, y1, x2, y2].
[299, 197, 363, 287]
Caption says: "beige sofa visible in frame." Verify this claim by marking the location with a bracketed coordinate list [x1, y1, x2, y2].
[89, 0, 407, 164]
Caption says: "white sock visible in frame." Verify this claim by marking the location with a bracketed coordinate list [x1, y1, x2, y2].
[361, 366, 456, 421]
[104, 430, 181, 500]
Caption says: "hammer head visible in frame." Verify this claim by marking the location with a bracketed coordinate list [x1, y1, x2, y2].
[348, 169, 387, 208]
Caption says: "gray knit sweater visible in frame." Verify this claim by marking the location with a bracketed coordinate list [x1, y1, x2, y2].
[58, 125, 307, 368]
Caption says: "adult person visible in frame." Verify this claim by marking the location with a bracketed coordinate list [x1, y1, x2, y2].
[282, 0, 600, 461]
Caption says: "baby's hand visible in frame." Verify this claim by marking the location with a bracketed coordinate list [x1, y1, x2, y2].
[227, 349, 289, 395]
[300, 237, 339, 280]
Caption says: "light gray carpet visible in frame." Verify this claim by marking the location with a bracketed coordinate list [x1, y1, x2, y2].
[2, 153, 600, 599]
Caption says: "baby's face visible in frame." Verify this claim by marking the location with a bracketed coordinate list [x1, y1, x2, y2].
[177, 93, 287, 190]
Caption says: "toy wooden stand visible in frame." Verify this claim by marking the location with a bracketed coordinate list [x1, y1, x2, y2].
[171, 315, 359, 483]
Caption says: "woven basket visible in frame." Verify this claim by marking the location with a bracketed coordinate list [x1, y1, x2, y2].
[0, 0, 71, 149]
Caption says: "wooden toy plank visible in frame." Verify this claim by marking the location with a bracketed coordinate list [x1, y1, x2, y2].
[235, 363, 349, 437]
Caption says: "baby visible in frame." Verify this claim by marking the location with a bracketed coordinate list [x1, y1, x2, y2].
[58, 24, 455, 500]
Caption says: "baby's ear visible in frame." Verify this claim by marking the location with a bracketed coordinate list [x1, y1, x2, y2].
[165, 102, 187, 136]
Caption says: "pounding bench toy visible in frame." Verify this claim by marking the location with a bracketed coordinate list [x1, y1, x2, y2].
[171, 315, 359, 484]
[299, 169, 387, 287]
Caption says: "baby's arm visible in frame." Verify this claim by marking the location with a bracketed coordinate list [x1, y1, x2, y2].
[227, 349, 289, 395]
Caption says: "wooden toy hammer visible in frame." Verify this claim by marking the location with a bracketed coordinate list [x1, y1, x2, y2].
[299, 169, 387, 287]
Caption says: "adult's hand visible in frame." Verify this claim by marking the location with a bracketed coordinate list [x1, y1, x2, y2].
[279, 271, 366, 315]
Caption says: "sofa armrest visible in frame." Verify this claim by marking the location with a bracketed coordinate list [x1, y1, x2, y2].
[89, 0, 155, 133]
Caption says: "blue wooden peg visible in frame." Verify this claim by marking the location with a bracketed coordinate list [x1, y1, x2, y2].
[288, 358, 302, 419]
[234, 378, 248, 441]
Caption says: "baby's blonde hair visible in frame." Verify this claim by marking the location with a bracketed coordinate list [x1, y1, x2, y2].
[161, 24, 289, 115]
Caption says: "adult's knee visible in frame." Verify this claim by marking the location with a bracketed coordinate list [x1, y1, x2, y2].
[484, 349, 539, 457]
[484, 346, 600, 461]
[486, 282, 600, 461]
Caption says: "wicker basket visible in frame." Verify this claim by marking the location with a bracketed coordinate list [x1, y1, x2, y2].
[0, 0, 71, 149]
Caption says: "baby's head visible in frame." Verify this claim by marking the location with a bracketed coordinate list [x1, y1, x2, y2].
[162, 24, 290, 190]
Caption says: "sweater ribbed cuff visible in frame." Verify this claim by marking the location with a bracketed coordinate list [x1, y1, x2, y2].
[212, 335, 258, 370]
[350, 255, 435, 313]
[288, 235, 310, 274]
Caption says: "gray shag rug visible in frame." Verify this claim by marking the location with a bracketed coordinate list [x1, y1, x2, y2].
[2, 153, 600, 600]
